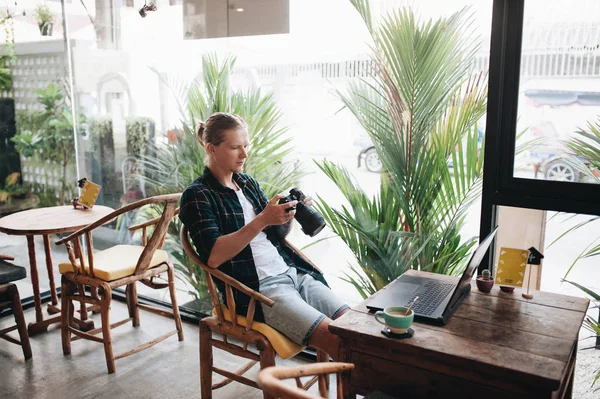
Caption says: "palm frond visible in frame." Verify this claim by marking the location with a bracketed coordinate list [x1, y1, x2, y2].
[316, 5, 486, 295]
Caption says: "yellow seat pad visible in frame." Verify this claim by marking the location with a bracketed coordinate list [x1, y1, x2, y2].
[59, 245, 169, 281]
[217, 306, 305, 360]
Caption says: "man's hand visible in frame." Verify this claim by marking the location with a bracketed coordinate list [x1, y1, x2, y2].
[302, 196, 313, 207]
[257, 194, 298, 226]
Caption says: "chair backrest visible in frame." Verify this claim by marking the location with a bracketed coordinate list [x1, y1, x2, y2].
[180, 225, 274, 331]
[257, 362, 355, 399]
[56, 194, 181, 279]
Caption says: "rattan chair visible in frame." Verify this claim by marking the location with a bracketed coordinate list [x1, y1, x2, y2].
[55, 194, 184, 373]
[258, 362, 355, 399]
[181, 226, 330, 399]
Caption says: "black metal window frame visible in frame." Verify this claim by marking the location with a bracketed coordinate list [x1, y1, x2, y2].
[479, 0, 600, 272]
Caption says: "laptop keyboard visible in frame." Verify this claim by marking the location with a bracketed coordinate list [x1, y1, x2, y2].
[406, 281, 455, 316]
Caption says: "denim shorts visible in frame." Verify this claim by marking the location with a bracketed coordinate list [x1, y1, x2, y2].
[259, 267, 349, 346]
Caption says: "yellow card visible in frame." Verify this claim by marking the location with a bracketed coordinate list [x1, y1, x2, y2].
[496, 247, 530, 287]
[79, 179, 101, 208]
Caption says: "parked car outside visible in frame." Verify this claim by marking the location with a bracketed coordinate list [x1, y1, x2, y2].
[355, 135, 383, 173]
[528, 121, 599, 182]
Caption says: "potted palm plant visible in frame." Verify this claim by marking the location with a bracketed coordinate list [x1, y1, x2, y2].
[316, 1, 487, 298]
[35, 4, 54, 36]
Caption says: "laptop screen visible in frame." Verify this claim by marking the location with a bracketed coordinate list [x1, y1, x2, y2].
[444, 227, 498, 313]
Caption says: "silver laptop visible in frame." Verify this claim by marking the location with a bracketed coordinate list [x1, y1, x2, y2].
[366, 227, 498, 325]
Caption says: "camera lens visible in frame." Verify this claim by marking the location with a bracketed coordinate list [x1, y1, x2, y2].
[295, 202, 326, 237]
[278, 188, 326, 237]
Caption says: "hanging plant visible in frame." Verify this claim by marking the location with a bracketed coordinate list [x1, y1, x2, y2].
[34, 4, 54, 36]
[0, 9, 16, 93]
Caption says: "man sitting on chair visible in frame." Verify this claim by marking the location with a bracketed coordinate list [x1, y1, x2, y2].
[179, 112, 350, 359]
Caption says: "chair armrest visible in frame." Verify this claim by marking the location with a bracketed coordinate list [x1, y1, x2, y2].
[207, 263, 274, 307]
[129, 208, 180, 232]
[258, 362, 355, 399]
[0, 254, 15, 261]
[56, 194, 181, 246]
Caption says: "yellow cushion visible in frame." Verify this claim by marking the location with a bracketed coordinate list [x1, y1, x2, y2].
[217, 306, 305, 360]
[58, 245, 169, 281]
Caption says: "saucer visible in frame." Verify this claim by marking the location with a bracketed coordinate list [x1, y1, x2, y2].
[387, 326, 409, 334]
[381, 327, 414, 339]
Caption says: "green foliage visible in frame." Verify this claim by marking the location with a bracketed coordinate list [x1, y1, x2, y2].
[167, 218, 212, 309]
[554, 119, 600, 278]
[0, 172, 24, 203]
[316, 2, 487, 298]
[10, 83, 85, 204]
[34, 4, 54, 24]
[146, 53, 302, 198]
[24, 181, 73, 208]
[0, 10, 16, 92]
[11, 130, 42, 158]
[144, 53, 303, 304]
[16, 109, 45, 132]
[562, 279, 600, 388]
[126, 117, 155, 158]
[566, 119, 600, 181]
[87, 116, 118, 205]
[88, 116, 113, 152]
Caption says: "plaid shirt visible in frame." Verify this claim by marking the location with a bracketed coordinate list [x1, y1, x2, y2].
[179, 166, 327, 322]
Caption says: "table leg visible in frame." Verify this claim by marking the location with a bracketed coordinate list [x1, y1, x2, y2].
[26, 235, 43, 324]
[43, 234, 59, 306]
[338, 344, 356, 399]
[25, 234, 95, 336]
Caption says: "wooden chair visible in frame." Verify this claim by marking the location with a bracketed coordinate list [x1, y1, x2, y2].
[0, 254, 32, 360]
[55, 194, 184, 374]
[257, 362, 355, 399]
[180, 226, 331, 399]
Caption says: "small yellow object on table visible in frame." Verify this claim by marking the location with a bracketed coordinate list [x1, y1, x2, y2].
[496, 247, 530, 292]
[72, 178, 101, 209]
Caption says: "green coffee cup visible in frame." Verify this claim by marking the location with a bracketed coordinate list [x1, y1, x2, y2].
[374, 306, 414, 334]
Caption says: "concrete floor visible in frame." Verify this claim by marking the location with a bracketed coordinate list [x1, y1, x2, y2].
[2, 232, 599, 398]
[0, 301, 318, 399]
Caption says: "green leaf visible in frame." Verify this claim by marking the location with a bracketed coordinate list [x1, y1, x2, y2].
[561, 279, 600, 302]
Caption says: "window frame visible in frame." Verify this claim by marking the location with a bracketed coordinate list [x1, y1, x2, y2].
[479, 0, 600, 272]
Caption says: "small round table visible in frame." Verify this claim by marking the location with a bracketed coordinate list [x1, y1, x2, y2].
[0, 205, 114, 335]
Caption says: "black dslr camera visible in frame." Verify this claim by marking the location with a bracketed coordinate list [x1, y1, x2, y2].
[278, 188, 326, 237]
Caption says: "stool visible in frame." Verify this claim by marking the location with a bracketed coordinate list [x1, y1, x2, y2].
[0, 256, 32, 360]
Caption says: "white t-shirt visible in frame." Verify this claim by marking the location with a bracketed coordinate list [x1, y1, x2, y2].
[235, 189, 289, 281]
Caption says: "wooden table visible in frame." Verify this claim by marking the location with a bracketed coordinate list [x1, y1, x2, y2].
[329, 270, 590, 399]
[0, 205, 114, 335]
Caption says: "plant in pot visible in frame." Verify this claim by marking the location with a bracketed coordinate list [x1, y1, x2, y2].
[315, 1, 488, 298]
[35, 4, 54, 36]
[476, 269, 494, 293]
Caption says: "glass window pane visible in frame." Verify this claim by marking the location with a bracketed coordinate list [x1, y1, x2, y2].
[515, 0, 600, 185]
[3, 0, 492, 313]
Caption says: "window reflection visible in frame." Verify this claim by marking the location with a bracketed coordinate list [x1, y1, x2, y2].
[515, 0, 600, 185]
